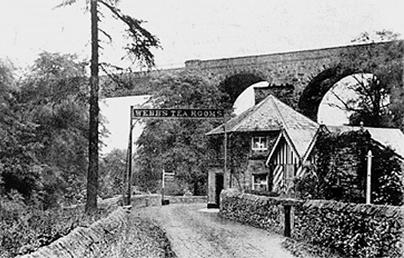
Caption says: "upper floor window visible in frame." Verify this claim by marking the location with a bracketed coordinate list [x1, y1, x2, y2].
[251, 136, 268, 151]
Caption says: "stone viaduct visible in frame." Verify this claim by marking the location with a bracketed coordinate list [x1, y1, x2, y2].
[105, 40, 401, 120]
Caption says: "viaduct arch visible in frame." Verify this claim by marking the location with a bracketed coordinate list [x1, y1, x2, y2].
[104, 41, 401, 121]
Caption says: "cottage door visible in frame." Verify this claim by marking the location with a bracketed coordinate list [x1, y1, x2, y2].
[215, 173, 224, 207]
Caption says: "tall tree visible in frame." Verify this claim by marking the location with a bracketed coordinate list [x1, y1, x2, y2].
[87, 0, 100, 214]
[0, 60, 43, 204]
[98, 149, 126, 198]
[57, 0, 160, 213]
[17, 52, 89, 208]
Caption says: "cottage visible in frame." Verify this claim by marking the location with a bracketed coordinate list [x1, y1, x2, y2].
[206, 94, 319, 207]
[206, 94, 404, 207]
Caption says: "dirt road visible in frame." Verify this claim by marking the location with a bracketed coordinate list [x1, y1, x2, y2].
[132, 203, 296, 258]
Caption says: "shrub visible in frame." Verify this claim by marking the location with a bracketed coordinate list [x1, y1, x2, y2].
[0, 192, 110, 257]
[302, 129, 404, 205]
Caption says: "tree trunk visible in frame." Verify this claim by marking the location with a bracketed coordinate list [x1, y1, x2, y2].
[85, 0, 99, 214]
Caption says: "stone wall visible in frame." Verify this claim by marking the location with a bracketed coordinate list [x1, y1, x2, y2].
[18, 208, 130, 258]
[220, 189, 301, 235]
[220, 189, 404, 258]
[294, 200, 404, 258]
[18, 195, 204, 258]
[166, 195, 207, 204]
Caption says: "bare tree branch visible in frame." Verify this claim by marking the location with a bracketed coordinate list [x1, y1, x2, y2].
[99, 28, 112, 43]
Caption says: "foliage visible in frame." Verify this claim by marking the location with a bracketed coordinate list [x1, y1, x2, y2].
[135, 70, 229, 195]
[294, 200, 404, 258]
[336, 32, 404, 128]
[226, 134, 251, 190]
[0, 192, 110, 257]
[99, 149, 126, 198]
[298, 31, 404, 126]
[371, 146, 404, 205]
[0, 60, 44, 206]
[14, 52, 90, 209]
[294, 166, 320, 200]
[0, 53, 94, 210]
[57, 0, 161, 213]
[296, 129, 404, 205]
[351, 30, 401, 43]
[222, 189, 403, 258]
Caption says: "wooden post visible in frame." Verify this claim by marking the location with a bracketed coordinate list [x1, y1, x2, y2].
[284, 205, 291, 237]
[223, 118, 227, 188]
[366, 150, 373, 204]
[162, 169, 165, 205]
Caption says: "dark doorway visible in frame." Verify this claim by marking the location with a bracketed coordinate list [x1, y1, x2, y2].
[215, 173, 224, 207]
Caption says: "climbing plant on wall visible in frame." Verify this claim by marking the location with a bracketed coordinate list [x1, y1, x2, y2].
[227, 133, 251, 190]
[296, 129, 404, 205]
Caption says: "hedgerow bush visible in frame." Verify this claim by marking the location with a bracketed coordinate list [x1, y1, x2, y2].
[0, 192, 110, 258]
[294, 200, 404, 258]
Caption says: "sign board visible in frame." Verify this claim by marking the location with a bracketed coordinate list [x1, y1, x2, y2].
[132, 108, 224, 119]
[164, 171, 175, 181]
[125, 107, 225, 206]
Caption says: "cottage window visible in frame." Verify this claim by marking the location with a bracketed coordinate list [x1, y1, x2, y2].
[252, 174, 268, 191]
[252, 136, 268, 151]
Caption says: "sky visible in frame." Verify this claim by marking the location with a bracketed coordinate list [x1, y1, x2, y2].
[1, 0, 403, 70]
[100, 96, 150, 154]
[1, 0, 403, 153]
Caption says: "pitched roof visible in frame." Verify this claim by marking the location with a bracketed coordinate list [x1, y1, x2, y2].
[326, 125, 404, 159]
[207, 94, 320, 158]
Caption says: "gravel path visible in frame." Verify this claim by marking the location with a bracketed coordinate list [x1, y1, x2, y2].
[132, 203, 296, 258]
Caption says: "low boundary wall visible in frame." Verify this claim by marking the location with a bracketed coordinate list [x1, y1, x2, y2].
[166, 195, 207, 204]
[19, 208, 129, 258]
[18, 195, 206, 258]
[220, 189, 404, 258]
